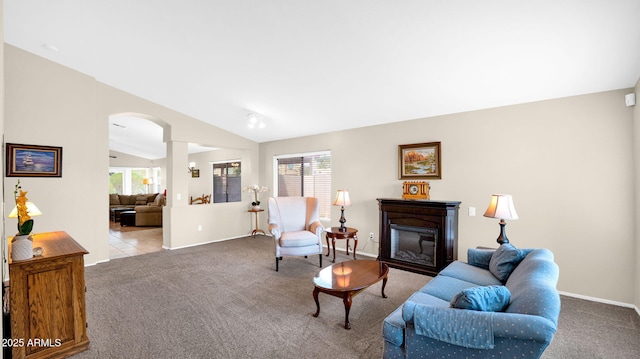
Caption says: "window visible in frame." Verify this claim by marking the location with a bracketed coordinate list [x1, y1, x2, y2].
[109, 167, 159, 194]
[274, 151, 331, 219]
[212, 161, 241, 203]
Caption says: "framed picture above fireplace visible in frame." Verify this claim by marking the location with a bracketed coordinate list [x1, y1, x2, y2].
[398, 142, 441, 179]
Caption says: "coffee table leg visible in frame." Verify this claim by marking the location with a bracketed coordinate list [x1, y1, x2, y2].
[313, 287, 321, 317]
[381, 275, 388, 298]
[342, 293, 352, 330]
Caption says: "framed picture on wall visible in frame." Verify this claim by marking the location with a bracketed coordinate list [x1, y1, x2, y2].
[191, 169, 200, 178]
[6, 143, 63, 177]
[398, 142, 441, 179]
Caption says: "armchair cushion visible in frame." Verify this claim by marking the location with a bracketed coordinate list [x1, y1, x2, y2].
[489, 243, 526, 283]
[450, 285, 511, 312]
[280, 230, 320, 247]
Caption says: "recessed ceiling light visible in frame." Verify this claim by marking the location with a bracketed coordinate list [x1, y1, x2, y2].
[43, 43, 59, 52]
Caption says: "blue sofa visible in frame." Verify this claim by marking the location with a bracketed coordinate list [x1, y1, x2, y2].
[383, 246, 560, 359]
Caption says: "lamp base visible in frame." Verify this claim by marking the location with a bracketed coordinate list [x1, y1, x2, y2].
[496, 220, 510, 245]
[338, 206, 347, 232]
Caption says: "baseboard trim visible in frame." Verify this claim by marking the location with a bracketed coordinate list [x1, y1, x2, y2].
[557, 291, 639, 316]
[85, 258, 112, 267]
[166, 235, 247, 251]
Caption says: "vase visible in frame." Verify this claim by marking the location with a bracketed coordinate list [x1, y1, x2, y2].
[12, 234, 33, 261]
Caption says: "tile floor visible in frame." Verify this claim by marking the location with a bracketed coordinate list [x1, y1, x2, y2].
[109, 220, 164, 259]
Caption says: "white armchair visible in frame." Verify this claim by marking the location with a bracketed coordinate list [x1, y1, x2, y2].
[267, 197, 324, 271]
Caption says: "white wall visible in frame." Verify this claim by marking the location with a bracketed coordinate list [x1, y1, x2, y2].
[3, 45, 259, 264]
[260, 89, 636, 304]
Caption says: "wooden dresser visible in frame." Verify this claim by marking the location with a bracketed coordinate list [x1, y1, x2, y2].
[8, 231, 89, 359]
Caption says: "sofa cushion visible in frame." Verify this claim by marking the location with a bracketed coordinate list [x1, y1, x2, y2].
[467, 248, 495, 269]
[135, 195, 148, 205]
[489, 243, 526, 283]
[439, 261, 503, 286]
[109, 194, 121, 205]
[151, 194, 165, 206]
[119, 195, 137, 205]
[419, 275, 485, 302]
[450, 285, 511, 312]
[146, 193, 159, 203]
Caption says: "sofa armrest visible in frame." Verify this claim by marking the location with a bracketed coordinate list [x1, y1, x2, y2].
[403, 301, 557, 346]
[135, 205, 162, 213]
[467, 247, 496, 269]
[403, 301, 495, 349]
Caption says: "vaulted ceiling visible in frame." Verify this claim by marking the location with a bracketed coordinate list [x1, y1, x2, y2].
[5, 1, 640, 159]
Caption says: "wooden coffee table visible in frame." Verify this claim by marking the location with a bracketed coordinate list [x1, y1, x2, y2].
[312, 260, 389, 329]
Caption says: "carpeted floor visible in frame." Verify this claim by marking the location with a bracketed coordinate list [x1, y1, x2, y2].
[74, 236, 640, 358]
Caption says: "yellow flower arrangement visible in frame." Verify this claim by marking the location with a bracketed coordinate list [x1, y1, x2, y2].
[14, 180, 34, 235]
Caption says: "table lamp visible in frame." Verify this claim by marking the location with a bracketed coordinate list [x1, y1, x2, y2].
[483, 194, 518, 244]
[333, 190, 351, 232]
[8, 201, 43, 220]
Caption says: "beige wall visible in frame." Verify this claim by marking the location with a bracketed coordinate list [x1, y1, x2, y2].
[260, 89, 636, 304]
[4, 45, 102, 262]
[3, 42, 638, 306]
[3, 45, 259, 264]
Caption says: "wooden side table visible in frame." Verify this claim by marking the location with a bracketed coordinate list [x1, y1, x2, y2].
[325, 227, 358, 263]
[248, 209, 265, 237]
[8, 231, 90, 359]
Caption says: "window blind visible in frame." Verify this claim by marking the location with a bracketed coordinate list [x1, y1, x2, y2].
[276, 152, 331, 219]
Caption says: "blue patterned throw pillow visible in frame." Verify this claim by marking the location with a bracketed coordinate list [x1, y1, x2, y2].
[450, 285, 511, 312]
[489, 243, 526, 283]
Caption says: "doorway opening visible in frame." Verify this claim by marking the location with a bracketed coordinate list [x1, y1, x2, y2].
[108, 114, 166, 259]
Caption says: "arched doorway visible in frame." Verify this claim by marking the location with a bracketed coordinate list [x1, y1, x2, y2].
[108, 113, 167, 259]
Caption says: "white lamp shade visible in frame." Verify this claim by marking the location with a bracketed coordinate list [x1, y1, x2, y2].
[333, 190, 351, 207]
[483, 194, 518, 220]
[8, 202, 43, 218]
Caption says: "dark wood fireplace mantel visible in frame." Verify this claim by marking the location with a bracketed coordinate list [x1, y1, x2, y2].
[377, 198, 461, 276]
